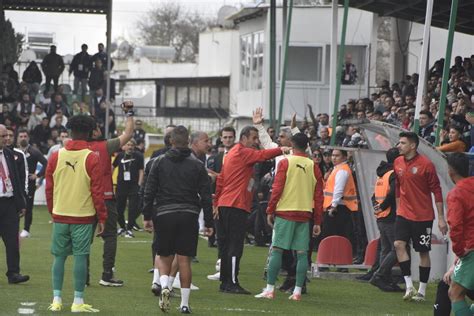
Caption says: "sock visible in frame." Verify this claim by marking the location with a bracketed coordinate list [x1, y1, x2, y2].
[470, 304, 474, 313]
[404, 276, 414, 290]
[180, 288, 190, 308]
[265, 284, 275, 292]
[152, 268, 160, 285]
[419, 266, 431, 283]
[266, 250, 283, 286]
[73, 255, 88, 293]
[418, 282, 427, 296]
[399, 260, 411, 277]
[160, 275, 169, 289]
[52, 256, 66, 295]
[53, 290, 62, 304]
[73, 291, 84, 305]
[452, 300, 471, 316]
[295, 252, 308, 287]
[293, 286, 302, 295]
[168, 276, 175, 289]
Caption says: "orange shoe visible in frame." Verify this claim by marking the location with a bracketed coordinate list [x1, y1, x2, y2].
[255, 290, 275, 299]
[288, 293, 301, 301]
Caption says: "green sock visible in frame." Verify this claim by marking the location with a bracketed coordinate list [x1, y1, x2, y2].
[296, 252, 308, 287]
[73, 255, 88, 293]
[266, 249, 283, 286]
[52, 256, 67, 294]
[469, 303, 474, 314]
[452, 300, 471, 316]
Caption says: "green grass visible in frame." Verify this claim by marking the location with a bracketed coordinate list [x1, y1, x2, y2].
[1, 206, 438, 315]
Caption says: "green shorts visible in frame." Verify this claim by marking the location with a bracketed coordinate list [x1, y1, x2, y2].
[272, 217, 310, 251]
[453, 251, 474, 291]
[51, 223, 94, 257]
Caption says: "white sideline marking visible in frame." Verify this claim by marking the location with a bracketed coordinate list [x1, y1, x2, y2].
[20, 302, 36, 306]
[203, 307, 272, 313]
[17, 308, 35, 314]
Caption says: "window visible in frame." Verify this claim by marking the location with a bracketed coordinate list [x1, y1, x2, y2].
[221, 87, 229, 110]
[200, 86, 209, 108]
[210, 87, 220, 108]
[189, 87, 200, 108]
[240, 31, 265, 91]
[284, 46, 323, 82]
[165, 86, 175, 107]
[177, 87, 188, 108]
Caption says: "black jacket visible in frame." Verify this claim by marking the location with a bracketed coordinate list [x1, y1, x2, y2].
[2, 147, 27, 211]
[143, 147, 213, 227]
[371, 161, 396, 223]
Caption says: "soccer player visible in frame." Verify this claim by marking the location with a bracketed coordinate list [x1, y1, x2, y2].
[393, 131, 447, 301]
[143, 126, 214, 313]
[446, 153, 474, 316]
[45, 115, 107, 312]
[255, 133, 323, 301]
[214, 126, 290, 294]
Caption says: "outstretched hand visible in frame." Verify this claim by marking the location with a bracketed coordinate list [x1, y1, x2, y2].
[253, 107, 264, 125]
[290, 113, 297, 129]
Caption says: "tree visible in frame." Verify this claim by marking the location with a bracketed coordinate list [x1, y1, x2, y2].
[136, 2, 214, 63]
[0, 12, 24, 69]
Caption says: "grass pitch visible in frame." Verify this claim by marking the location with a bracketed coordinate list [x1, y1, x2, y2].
[0, 206, 437, 315]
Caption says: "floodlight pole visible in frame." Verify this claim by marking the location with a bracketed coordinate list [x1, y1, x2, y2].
[329, 0, 338, 122]
[435, 0, 458, 146]
[269, 0, 276, 129]
[277, 0, 293, 128]
[413, 0, 434, 133]
[329, 0, 349, 146]
[105, 0, 113, 138]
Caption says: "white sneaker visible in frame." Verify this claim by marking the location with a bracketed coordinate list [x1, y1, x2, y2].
[117, 228, 125, 236]
[255, 290, 274, 299]
[124, 230, 134, 238]
[403, 287, 417, 301]
[207, 272, 220, 281]
[411, 292, 425, 302]
[20, 230, 30, 238]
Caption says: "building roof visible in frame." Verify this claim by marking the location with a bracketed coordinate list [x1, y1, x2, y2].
[2, 0, 111, 15]
[341, 0, 474, 36]
[226, 6, 267, 24]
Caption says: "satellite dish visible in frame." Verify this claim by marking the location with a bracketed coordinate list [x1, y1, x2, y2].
[118, 41, 131, 59]
[63, 54, 74, 64]
[217, 5, 238, 28]
[19, 49, 37, 62]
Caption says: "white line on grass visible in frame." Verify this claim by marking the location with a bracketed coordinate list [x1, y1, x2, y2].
[17, 308, 35, 314]
[202, 307, 273, 313]
[20, 302, 36, 306]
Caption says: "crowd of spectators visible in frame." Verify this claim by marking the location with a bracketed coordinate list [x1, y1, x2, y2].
[0, 43, 117, 155]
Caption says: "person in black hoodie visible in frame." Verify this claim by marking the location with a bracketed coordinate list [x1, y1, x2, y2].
[142, 125, 213, 314]
[369, 147, 402, 292]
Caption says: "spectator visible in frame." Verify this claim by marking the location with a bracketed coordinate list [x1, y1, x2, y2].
[466, 112, 474, 150]
[46, 130, 69, 159]
[418, 110, 436, 144]
[341, 54, 357, 85]
[342, 126, 363, 148]
[27, 104, 47, 131]
[37, 89, 53, 109]
[92, 43, 114, 70]
[317, 113, 330, 137]
[31, 117, 51, 154]
[41, 45, 65, 93]
[46, 94, 70, 118]
[21, 61, 42, 97]
[16, 93, 35, 128]
[314, 127, 330, 147]
[91, 88, 106, 116]
[50, 115, 67, 136]
[88, 59, 105, 98]
[49, 109, 68, 129]
[133, 120, 146, 143]
[69, 44, 91, 101]
[437, 126, 467, 153]
[96, 101, 116, 138]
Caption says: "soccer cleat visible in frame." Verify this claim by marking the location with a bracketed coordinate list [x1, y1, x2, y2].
[254, 290, 275, 299]
[117, 228, 125, 236]
[47, 302, 63, 312]
[71, 303, 100, 313]
[159, 288, 171, 312]
[223, 283, 251, 295]
[99, 277, 124, 287]
[403, 287, 417, 301]
[169, 289, 181, 298]
[125, 230, 134, 238]
[288, 293, 301, 301]
[207, 272, 220, 281]
[132, 224, 143, 232]
[20, 229, 31, 238]
[411, 292, 426, 302]
[179, 306, 192, 314]
[151, 283, 162, 296]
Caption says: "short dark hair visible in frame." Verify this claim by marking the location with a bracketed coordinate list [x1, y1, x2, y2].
[386, 147, 400, 164]
[16, 128, 29, 136]
[333, 149, 348, 158]
[399, 131, 419, 148]
[221, 126, 236, 137]
[447, 152, 469, 178]
[419, 110, 433, 119]
[239, 126, 258, 140]
[170, 125, 189, 147]
[67, 115, 96, 136]
[290, 133, 309, 151]
[81, 44, 88, 49]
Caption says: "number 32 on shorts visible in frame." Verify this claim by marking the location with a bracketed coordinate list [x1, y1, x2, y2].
[419, 234, 431, 246]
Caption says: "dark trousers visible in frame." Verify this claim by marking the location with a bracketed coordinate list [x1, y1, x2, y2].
[45, 75, 59, 92]
[0, 198, 20, 277]
[434, 280, 474, 316]
[102, 199, 118, 273]
[375, 221, 397, 278]
[217, 207, 247, 286]
[321, 205, 354, 242]
[351, 211, 367, 258]
[24, 183, 36, 232]
[116, 186, 140, 230]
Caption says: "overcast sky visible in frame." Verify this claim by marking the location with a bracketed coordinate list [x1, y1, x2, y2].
[5, 0, 249, 55]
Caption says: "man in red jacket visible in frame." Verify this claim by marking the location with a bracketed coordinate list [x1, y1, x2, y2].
[46, 115, 107, 312]
[214, 126, 290, 294]
[446, 153, 474, 316]
[393, 131, 447, 302]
